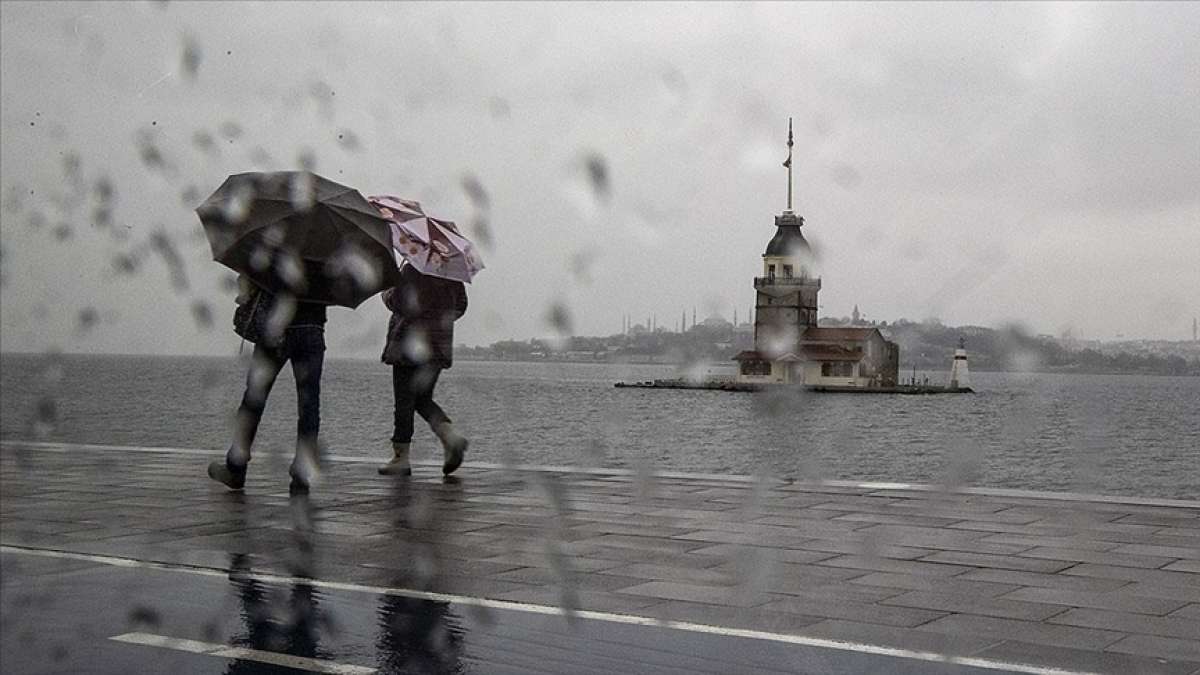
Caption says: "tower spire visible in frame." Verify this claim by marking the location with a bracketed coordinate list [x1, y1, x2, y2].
[782, 117, 794, 212]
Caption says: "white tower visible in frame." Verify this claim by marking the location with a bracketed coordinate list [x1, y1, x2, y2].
[949, 337, 970, 389]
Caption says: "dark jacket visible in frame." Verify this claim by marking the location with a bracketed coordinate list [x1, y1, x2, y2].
[381, 265, 467, 368]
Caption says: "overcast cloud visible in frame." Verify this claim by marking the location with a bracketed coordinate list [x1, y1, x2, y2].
[1, 1, 1197, 357]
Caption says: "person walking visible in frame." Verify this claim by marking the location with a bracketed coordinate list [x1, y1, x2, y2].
[208, 276, 327, 492]
[378, 263, 469, 476]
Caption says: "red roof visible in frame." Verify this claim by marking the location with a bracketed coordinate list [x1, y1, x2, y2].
[800, 345, 863, 361]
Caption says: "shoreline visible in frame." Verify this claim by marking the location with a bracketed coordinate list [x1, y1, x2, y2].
[2, 350, 1197, 378]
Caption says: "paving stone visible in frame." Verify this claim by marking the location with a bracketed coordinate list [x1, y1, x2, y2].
[477, 550, 625, 572]
[813, 554, 972, 577]
[597, 563, 735, 586]
[571, 534, 708, 555]
[1115, 513, 1200, 528]
[784, 538, 937, 560]
[1169, 604, 1200, 620]
[564, 543, 729, 568]
[852, 523, 990, 547]
[918, 550, 1076, 573]
[881, 590, 1065, 621]
[957, 567, 1132, 592]
[613, 580, 772, 607]
[1105, 634, 1200, 662]
[761, 595, 948, 627]
[972, 639, 1200, 675]
[570, 521, 692, 538]
[1000, 587, 1189, 616]
[830, 512, 963, 528]
[847, 571, 1023, 597]
[917, 613, 1125, 650]
[1048, 607, 1200, 640]
[1113, 543, 1200, 559]
[1165, 560, 1200, 574]
[1017, 546, 1182, 569]
[978, 533, 1121, 552]
[1062, 563, 1200, 587]
[756, 578, 906, 603]
[685, 543, 837, 565]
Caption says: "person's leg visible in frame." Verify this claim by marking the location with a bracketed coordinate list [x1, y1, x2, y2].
[412, 366, 448, 428]
[210, 344, 285, 489]
[288, 326, 325, 490]
[380, 364, 418, 475]
[232, 345, 287, 463]
[413, 365, 467, 475]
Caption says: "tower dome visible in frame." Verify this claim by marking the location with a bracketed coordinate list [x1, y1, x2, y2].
[764, 212, 810, 257]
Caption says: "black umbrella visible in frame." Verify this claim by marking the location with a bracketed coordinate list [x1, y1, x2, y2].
[196, 171, 400, 308]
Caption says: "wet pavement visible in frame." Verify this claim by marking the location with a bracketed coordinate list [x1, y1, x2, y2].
[2, 440, 1198, 674]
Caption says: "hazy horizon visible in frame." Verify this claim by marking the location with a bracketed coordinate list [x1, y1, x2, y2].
[3, 2, 1198, 358]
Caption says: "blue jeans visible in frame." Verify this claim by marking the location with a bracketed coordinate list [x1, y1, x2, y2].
[231, 325, 325, 462]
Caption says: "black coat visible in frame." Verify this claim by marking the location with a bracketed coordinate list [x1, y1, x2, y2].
[380, 265, 467, 368]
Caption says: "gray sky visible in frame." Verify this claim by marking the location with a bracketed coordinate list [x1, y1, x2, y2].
[2, 1, 1198, 357]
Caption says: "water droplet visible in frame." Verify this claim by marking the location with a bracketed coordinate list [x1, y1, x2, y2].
[191, 130, 216, 154]
[76, 307, 100, 333]
[191, 300, 214, 330]
[219, 121, 243, 140]
[31, 396, 57, 438]
[180, 35, 201, 81]
[460, 174, 490, 210]
[127, 606, 161, 628]
[149, 230, 189, 291]
[584, 153, 609, 202]
[336, 129, 360, 151]
[112, 252, 139, 275]
[289, 172, 314, 212]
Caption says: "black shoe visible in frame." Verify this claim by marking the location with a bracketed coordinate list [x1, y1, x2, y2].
[208, 460, 246, 490]
[442, 437, 468, 476]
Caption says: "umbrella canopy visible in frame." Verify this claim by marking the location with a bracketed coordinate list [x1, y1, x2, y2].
[368, 195, 485, 284]
[197, 172, 401, 307]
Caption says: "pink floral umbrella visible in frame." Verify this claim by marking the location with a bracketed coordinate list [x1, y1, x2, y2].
[367, 195, 485, 283]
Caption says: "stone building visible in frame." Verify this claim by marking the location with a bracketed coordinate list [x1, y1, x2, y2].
[733, 120, 900, 387]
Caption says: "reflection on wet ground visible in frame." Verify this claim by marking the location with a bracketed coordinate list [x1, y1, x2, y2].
[2, 441, 1198, 674]
[3, 549, 1019, 675]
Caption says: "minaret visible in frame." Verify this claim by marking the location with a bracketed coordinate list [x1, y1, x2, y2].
[949, 337, 971, 390]
[752, 118, 820, 358]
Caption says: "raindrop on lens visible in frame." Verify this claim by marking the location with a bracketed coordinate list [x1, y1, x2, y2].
[289, 172, 315, 212]
[191, 301, 214, 329]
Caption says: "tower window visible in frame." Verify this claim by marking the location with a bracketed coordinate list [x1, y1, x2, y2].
[783, 265, 793, 278]
[767, 264, 776, 278]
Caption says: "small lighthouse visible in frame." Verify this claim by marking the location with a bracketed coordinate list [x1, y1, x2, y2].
[949, 337, 971, 390]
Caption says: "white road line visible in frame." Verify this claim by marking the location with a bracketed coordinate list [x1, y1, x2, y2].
[110, 632, 375, 674]
[4, 545, 1094, 675]
[6, 439, 1196, 507]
